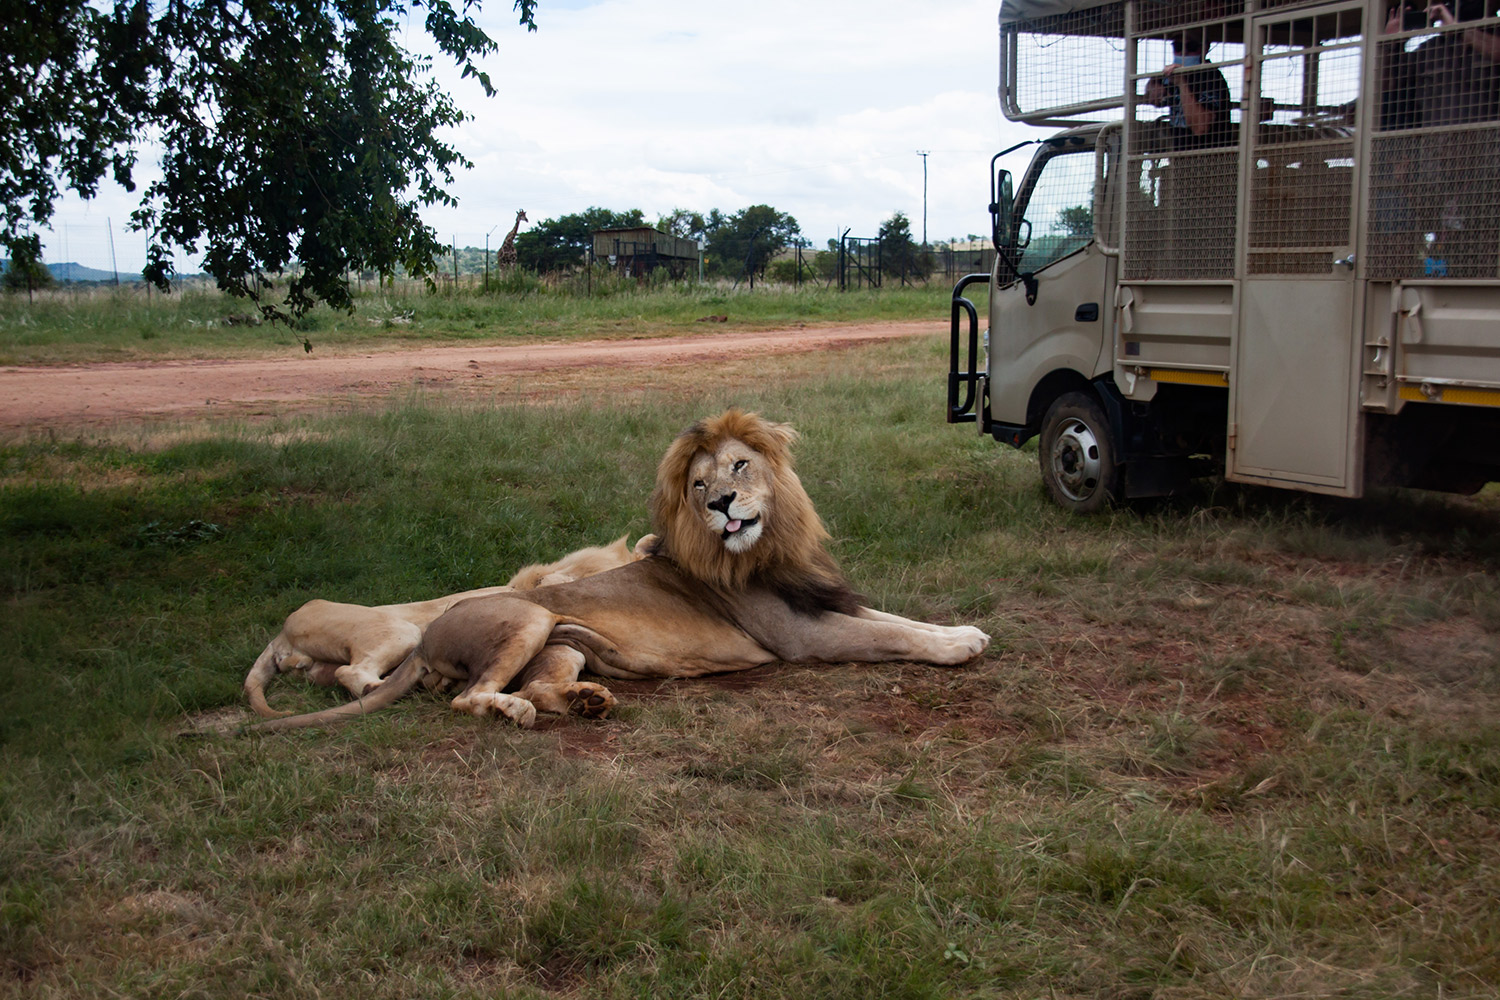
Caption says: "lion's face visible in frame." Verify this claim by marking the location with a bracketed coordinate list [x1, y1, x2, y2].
[688, 437, 770, 554]
[650, 409, 846, 596]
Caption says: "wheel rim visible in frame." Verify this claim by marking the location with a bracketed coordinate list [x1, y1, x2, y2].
[1049, 417, 1102, 502]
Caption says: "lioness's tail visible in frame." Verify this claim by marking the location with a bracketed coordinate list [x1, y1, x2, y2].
[244, 638, 293, 718]
[240, 648, 428, 734]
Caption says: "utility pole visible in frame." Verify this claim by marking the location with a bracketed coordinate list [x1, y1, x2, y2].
[916, 151, 930, 247]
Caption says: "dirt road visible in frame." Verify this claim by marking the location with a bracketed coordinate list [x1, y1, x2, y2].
[0, 321, 934, 433]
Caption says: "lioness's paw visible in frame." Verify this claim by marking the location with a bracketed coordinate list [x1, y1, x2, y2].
[564, 682, 616, 719]
[420, 672, 458, 693]
[452, 692, 538, 728]
[936, 625, 990, 664]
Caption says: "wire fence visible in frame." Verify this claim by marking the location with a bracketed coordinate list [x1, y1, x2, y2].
[14, 221, 994, 292]
[21, 218, 198, 284]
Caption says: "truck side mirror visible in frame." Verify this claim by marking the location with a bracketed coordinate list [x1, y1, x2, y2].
[990, 169, 1015, 249]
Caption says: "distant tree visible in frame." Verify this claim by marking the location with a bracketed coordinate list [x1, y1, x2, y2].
[704, 205, 801, 281]
[656, 208, 707, 241]
[1057, 205, 1094, 237]
[515, 207, 646, 272]
[878, 212, 929, 283]
[1, 235, 55, 294]
[3, 0, 541, 320]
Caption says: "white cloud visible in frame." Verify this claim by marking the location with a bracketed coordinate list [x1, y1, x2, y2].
[44, 0, 1037, 271]
[415, 0, 1026, 243]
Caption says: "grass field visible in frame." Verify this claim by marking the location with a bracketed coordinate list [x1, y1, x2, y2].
[0, 279, 969, 365]
[1, 332, 1497, 998]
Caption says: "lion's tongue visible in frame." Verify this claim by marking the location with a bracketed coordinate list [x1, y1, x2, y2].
[725, 519, 742, 533]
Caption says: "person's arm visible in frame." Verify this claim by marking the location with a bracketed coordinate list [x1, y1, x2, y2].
[1165, 64, 1217, 136]
[1464, 25, 1500, 60]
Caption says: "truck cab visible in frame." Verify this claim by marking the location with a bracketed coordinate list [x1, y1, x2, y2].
[950, 0, 1500, 512]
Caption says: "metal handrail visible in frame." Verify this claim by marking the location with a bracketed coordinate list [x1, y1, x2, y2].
[948, 273, 989, 423]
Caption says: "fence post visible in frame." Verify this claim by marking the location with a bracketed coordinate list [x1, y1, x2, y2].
[838, 229, 849, 292]
[107, 218, 119, 286]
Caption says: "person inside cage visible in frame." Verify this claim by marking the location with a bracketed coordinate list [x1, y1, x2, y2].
[1140, 30, 1236, 278]
[1144, 32, 1233, 149]
[1380, 1, 1500, 276]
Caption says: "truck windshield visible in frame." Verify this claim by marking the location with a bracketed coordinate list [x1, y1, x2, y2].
[1017, 149, 1096, 273]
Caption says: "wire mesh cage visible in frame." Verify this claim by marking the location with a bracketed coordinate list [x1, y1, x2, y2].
[1123, 10, 1245, 280]
[1002, 4, 1128, 121]
[1243, 10, 1362, 276]
[1123, 148, 1239, 279]
[1366, 8, 1500, 279]
[1003, 1, 1500, 283]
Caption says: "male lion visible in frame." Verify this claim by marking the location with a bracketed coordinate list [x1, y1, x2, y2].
[244, 534, 652, 717]
[249, 410, 989, 732]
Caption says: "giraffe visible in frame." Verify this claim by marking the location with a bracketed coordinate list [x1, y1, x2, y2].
[495, 209, 527, 271]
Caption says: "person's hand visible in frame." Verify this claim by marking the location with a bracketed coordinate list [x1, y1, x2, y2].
[1430, 3, 1456, 26]
[1385, 5, 1405, 33]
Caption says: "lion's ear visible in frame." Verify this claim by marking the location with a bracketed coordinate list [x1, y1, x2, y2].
[767, 419, 798, 446]
[757, 419, 798, 457]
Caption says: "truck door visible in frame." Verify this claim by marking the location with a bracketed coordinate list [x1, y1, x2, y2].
[1229, 5, 1364, 494]
[988, 140, 1114, 428]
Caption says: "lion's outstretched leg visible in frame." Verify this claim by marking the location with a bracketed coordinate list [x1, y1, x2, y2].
[735, 591, 990, 666]
[855, 607, 991, 660]
[856, 607, 958, 634]
[514, 645, 616, 719]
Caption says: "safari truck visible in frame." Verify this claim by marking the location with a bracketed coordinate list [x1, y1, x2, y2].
[949, 0, 1500, 512]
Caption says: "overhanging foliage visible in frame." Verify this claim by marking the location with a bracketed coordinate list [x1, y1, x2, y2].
[1, 0, 540, 319]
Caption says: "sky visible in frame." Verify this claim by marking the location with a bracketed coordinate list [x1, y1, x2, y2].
[44, 0, 1035, 272]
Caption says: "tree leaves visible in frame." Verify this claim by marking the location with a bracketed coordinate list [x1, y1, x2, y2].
[516, 207, 646, 272]
[2, 1, 539, 320]
[703, 205, 801, 281]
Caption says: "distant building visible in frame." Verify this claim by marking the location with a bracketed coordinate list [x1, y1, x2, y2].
[592, 227, 699, 278]
[935, 239, 995, 277]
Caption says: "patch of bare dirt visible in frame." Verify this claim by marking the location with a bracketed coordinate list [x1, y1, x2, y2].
[0, 321, 933, 434]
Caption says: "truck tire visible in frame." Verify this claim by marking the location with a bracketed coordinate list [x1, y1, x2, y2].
[1039, 391, 1120, 514]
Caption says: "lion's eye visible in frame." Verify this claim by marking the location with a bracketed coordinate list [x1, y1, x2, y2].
[732, 459, 748, 473]
[693, 480, 706, 492]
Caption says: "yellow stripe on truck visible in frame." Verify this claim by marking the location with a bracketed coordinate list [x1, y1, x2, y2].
[1398, 384, 1500, 407]
[1147, 368, 1229, 387]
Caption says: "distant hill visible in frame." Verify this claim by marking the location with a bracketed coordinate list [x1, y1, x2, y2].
[49, 261, 124, 282]
[0, 259, 123, 283]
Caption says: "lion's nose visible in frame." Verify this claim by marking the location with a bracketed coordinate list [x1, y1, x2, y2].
[707, 491, 736, 515]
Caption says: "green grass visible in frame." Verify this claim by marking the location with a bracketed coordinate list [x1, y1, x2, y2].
[0, 277, 974, 365]
[1, 337, 1497, 998]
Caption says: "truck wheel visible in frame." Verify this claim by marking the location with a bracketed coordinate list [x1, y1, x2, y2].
[1039, 391, 1120, 514]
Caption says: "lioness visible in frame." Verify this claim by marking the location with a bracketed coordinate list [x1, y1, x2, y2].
[250, 410, 990, 732]
[244, 534, 652, 717]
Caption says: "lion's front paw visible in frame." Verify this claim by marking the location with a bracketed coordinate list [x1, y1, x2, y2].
[452, 691, 537, 728]
[936, 625, 990, 664]
[564, 682, 616, 719]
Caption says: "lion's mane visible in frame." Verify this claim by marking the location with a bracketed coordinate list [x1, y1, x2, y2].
[648, 409, 860, 616]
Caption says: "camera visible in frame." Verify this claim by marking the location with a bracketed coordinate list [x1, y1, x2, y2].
[1399, 3, 1429, 30]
